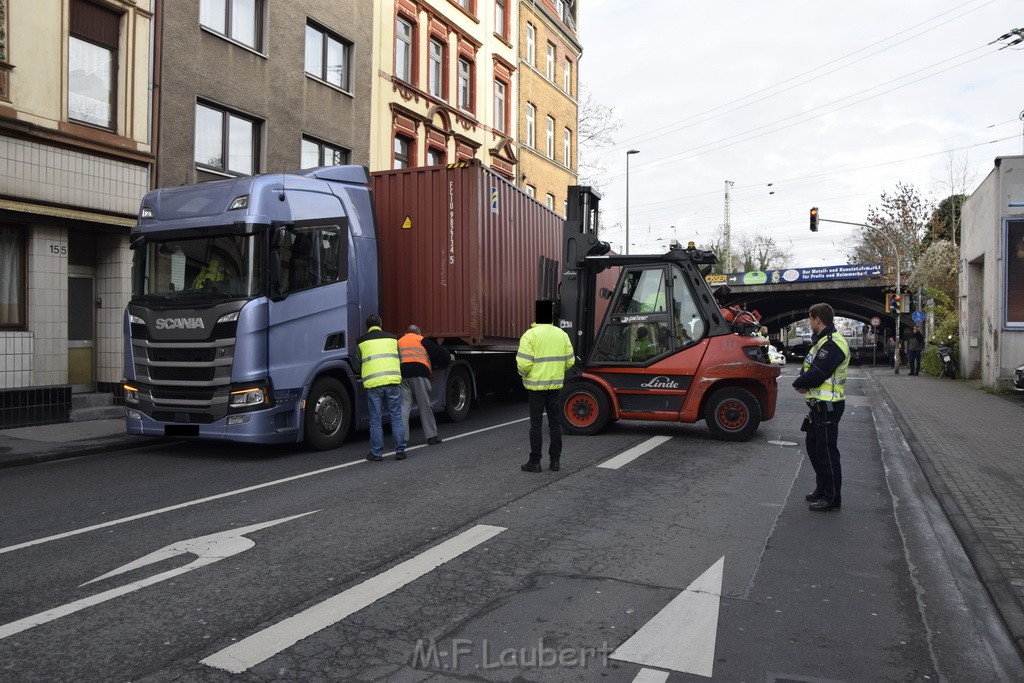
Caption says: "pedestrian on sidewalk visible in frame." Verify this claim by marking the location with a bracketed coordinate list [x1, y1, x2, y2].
[906, 326, 925, 375]
[885, 336, 896, 368]
[353, 314, 407, 461]
[398, 324, 452, 446]
[793, 302, 850, 512]
[517, 300, 575, 473]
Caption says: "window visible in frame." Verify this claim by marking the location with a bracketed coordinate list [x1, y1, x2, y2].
[545, 116, 554, 158]
[276, 224, 345, 297]
[394, 135, 413, 169]
[69, 0, 120, 129]
[428, 38, 445, 98]
[525, 185, 535, 198]
[395, 16, 413, 83]
[427, 148, 446, 166]
[526, 103, 535, 148]
[545, 194, 554, 211]
[556, 0, 566, 21]
[305, 22, 351, 90]
[200, 0, 261, 50]
[301, 137, 350, 169]
[493, 79, 506, 134]
[525, 23, 535, 66]
[194, 102, 259, 176]
[0, 227, 24, 328]
[563, 128, 571, 167]
[456, 0, 472, 11]
[564, 58, 572, 93]
[545, 42, 555, 80]
[458, 57, 473, 112]
[495, 0, 507, 39]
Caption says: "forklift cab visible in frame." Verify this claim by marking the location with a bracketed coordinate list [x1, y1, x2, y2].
[591, 263, 707, 364]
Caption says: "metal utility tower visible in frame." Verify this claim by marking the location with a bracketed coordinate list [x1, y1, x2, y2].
[723, 180, 734, 272]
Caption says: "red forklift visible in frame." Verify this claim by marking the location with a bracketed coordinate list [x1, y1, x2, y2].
[558, 186, 780, 441]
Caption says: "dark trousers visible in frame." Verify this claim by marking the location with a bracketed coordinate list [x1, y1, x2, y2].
[805, 401, 844, 505]
[528, 389, 563, 462]
[908, 350, 921, 374]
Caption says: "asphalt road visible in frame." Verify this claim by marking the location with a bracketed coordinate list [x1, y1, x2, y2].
[1, 367, 1020, 681]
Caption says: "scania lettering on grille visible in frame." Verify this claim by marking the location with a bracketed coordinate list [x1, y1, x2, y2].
[639, 376, 680, 389]
[154, 317, 206, 330]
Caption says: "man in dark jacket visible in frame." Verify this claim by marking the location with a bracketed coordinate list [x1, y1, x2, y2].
[906, 326, 925, 375]
[398, 325, 452, 446]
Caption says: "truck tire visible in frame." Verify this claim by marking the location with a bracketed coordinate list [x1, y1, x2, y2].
[561, 383, 611, 436]
[442, 366, 471, 422]
[704, 387, 760, 441]
[304, 377, 352, 450]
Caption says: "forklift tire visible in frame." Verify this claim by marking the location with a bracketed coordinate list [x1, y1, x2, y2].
[704, 387, 760, 441]
[441, 366, 472, 422]
[561, 383, 611, 436]
[304, 377, 352, 450]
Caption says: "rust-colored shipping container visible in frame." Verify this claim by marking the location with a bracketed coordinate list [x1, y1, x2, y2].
[371, 162, 563, 347]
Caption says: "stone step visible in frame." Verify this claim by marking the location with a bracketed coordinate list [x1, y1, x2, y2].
[72, 392, 115, 410]
[69, 405, 125, 423]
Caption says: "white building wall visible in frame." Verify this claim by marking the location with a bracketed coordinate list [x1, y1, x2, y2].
[26, 224, 68, 387]
[961, 155, 1024, 390]
[96, 234, 130, 384]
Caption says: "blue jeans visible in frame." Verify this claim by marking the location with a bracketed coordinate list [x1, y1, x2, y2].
[367, 384, 406, 456]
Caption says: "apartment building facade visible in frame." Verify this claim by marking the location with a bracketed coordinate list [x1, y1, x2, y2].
[157, 0, 373, 188]
[0, 0, 154, 426]
[370, 0, 519, 177]
[517, 0, 580, 215]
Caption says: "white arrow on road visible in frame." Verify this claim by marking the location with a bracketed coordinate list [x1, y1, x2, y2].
[611, 556, 725, 678]
[0, 511, 318, 640]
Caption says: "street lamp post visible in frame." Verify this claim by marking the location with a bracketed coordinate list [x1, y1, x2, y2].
[814, 215, 902, 374]
[625, 149, 639, 254]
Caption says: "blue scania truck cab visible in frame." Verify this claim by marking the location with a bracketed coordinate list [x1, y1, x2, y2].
[123, 165, 410, 449]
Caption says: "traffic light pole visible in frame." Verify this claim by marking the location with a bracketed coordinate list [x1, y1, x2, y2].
[817, 217, 902, 374]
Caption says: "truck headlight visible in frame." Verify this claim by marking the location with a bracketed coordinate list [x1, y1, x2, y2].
[217, 311, 239, 324]
[123, 384, 140, 404]
[230, 386, 269, 409]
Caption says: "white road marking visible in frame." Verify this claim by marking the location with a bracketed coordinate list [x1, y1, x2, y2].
[0, 512, 316, 641]
[597, 436, 673, 470]
[611, 556, 725, 678]
[632, 668, 670, 683]
[0, 417, 528, 556]
[201, 524, 506, 674]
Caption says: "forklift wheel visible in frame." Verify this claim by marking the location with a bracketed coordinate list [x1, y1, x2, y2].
[561, 384, 611, 436]
[704, 387, 760, 441]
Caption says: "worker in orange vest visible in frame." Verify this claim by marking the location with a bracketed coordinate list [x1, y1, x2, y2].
[398, 325, 452, 446]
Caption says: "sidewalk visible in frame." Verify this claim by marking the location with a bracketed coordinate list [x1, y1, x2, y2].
[0, 418, 143, 469]
[870, 367, 1024, 659]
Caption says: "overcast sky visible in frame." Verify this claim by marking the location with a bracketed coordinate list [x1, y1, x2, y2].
[576, 0, 1021, 268]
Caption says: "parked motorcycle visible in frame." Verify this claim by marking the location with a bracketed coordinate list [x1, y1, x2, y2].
[937, 336, 955, 379]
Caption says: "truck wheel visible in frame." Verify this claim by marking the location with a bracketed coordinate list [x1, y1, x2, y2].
[304, 377, 352, 450]
[561, 383, 610, 436]
[704, 387, 760, 441]
[442, 367, 471, 422]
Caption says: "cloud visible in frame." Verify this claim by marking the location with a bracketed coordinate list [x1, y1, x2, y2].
[578, 0, 1022, 266]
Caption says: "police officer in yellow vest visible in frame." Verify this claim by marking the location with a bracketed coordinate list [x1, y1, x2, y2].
[793, 303, 850, 511]
[517, 301, 575, 473]
[354, 314, 407, 461]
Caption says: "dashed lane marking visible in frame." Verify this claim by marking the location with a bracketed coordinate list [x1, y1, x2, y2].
[597, 436, 673, 470]
[200, 524, 506, 674]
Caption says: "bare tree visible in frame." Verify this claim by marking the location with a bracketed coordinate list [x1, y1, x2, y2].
[908, 239, 957, 301]
[848, 182, 932, 278]
[735, 233, 794, 272]
[576, 83, 622, 191]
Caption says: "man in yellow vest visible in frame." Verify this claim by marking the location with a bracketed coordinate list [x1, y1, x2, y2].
[793, 302, 850, 511]
[353, 314, 407, 461]
[192, 258, 225, 289]
[517, 301, 575, 472]
[398, 324, 452, 446]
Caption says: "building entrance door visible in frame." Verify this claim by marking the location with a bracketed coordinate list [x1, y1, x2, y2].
[68, 267, 96, 392]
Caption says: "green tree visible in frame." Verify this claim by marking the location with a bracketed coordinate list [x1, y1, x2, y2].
[923, 194, 967, 249]
[908, 239, 957, 302]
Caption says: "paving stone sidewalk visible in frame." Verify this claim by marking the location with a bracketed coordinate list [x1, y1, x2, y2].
[871, 368, 1024, 656]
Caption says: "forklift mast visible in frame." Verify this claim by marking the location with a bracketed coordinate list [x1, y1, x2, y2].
[561, 186, 610, 364]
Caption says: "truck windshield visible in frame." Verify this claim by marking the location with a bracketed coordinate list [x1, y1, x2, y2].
[131, 233, 264, 303]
